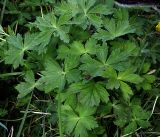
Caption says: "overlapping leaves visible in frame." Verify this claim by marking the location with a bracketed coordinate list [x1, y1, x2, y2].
[103, 67, 143, 100]
[113, 100, 150, 134]
[39, 58, 81, 93]
[0, 1, 157, 136]
[55, 0, 112, 28]
[63, 81, 109, 107]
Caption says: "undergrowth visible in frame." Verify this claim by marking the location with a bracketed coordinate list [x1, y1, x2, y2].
[0, 0, 160, 137]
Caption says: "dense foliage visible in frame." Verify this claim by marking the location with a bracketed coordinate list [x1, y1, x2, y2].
[0, 0, 160, 137]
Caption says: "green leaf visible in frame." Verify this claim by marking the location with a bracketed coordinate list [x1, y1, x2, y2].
[110, 40, 139, 56]
[35, 31, 53, 53]
[56, 0, 112, 28]
[142, 63, 151, 73]
[40, 59, 66, 92]
[79, 82, 109, 106]
[66, 81, 109, 106]
[118, 70, 143, 84]
[103, 66, 117, 79]
[132, 105, 150, 128]
[124, 121, 137, 134]
[87, 14, 102, 28]
[143, 74, 156, 83]
[103, 67, 141, 100]
[103, 67, 120, 89]
[106, 49, 130, 69]
[57, 38, 98, 59]
[62, 104, 98, 137]
[89, 4, 112, 15]
[114, 8, 129, 21]
[57, 45, 70, 59]
[137, 120, 150, 128]
[16, 71, 39, 98]
[5, 33, 39, 68]
[94, 18, 135, 41]
[113, 103, 131, 127]
[0, 108, 7, 117]
[106, 78, 120, 90]
[132, 105, 150, 120]
[68, 41, 86, 56]
[96, 43, 108, 64]
[136, 74, 155, 90]
[80, 44, 133, 76]
[64, 57, 81, 83]
[55, 0, 79, 17]
[80, 54, 105, 77]
[120, 81, 133, 100]
[34, 13, 70, 43]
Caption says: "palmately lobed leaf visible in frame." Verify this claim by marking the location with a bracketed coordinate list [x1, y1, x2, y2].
[118, 71, 144, 84]
[40, 59, 66, 92]
[94, 17, 135, 41]
[62, 104, 98, 137]
[34, 13, 70, 43]
[57, 38, 98, 60]
[16, 71, 40, 98]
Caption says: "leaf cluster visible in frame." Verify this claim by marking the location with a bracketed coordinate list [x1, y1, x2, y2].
[0, 0, 160, 137]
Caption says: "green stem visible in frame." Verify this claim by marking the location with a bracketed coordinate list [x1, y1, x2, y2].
[16, 92, 33, 137]
[0, 72, 22, 78]
[0, 0, 7, 24]
[58, 91, 63, 137]
[0, 37, 6, 42]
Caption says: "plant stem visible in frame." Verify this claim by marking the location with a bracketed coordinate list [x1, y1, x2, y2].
[0, 0, 7, 24]
[58, 91, 63, 137]
[0, 37, 6, 42]
[16, 92, 33, 137]
[0, 72, 22, 78]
